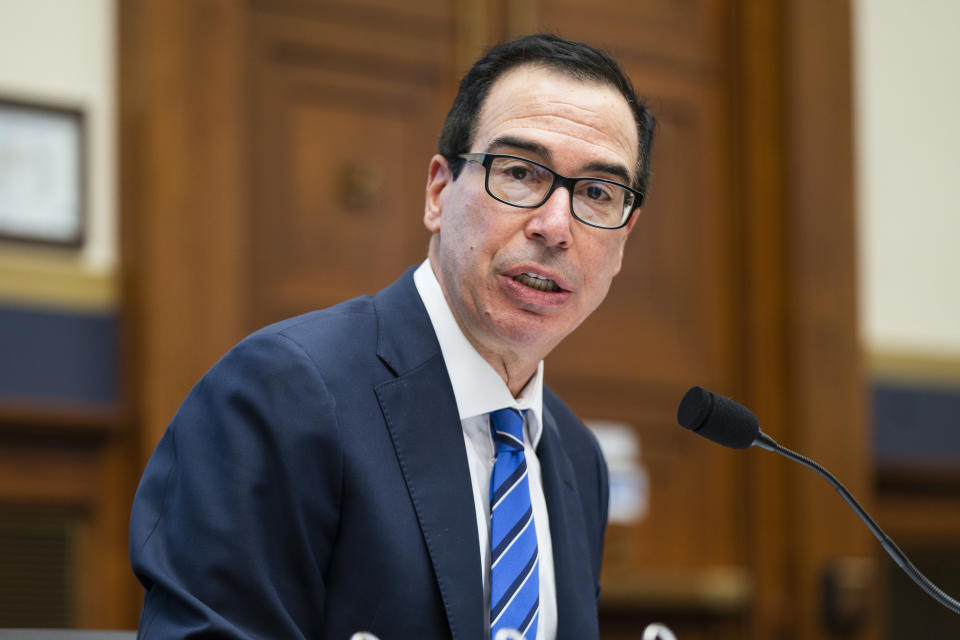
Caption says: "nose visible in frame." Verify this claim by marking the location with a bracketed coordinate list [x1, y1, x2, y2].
[524, 187, 573, 249]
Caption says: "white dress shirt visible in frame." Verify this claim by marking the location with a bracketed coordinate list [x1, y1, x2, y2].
[414, 259, 557, 640]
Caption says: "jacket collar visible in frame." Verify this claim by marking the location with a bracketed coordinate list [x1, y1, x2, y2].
[374, 268, 485, 640]
[374, 266, 444, 377]
[539, 405, 600, 639]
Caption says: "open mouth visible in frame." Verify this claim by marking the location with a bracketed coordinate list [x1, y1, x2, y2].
[513, 272, 562, 292]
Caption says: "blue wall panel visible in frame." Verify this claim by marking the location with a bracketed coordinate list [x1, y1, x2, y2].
[873, 382, 960, 464]
[0, 305, 118, 406]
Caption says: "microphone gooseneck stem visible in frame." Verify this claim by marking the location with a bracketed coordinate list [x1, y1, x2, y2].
[753, 430, 960, 615]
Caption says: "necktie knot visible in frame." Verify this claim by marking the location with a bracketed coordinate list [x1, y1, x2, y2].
[490, 408, 525, 453]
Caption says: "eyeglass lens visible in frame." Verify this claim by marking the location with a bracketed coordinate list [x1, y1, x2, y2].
[486, 156, 634, 228]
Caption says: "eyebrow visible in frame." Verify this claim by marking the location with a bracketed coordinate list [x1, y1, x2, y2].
[581, 160, 632, 185]
[485, 135, 633, 185]
[486, 136, 551, 160]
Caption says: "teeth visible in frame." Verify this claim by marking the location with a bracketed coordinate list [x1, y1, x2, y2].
[514, 272, 561, 292]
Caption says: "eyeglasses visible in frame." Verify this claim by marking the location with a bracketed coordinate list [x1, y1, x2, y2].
[457, 153, 644, 230]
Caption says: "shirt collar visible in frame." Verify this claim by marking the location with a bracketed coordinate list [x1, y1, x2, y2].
[413, 259, 544, 446]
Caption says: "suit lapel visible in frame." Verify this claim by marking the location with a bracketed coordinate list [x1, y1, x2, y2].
[373, 270, 484, 640]
[539, 406, 600, 640]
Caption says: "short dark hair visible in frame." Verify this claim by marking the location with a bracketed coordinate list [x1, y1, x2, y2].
[439, 33, 656, 197]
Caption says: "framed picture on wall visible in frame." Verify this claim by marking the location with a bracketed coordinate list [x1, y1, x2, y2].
[0, 97, 85, 247]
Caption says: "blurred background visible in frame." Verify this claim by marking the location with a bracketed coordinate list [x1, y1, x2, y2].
[0, 0, 957, 638]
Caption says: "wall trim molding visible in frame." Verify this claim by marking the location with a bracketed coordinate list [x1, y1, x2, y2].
[870, 350, 960, 387]
[0, 254, 116, 312]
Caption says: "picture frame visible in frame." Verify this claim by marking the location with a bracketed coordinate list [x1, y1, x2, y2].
[0, 97, 86, 247]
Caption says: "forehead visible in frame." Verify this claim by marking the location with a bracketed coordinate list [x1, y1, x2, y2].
[473, 65, 638, 176]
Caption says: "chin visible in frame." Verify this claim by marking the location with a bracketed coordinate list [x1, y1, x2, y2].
[492, 313, 574, 352]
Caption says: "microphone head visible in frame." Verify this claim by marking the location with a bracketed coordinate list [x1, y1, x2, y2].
[677, 386, 760, 449]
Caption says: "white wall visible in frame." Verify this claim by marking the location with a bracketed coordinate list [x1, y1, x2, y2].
[855, 0, 960, 360]
[0, 0, 116, 275]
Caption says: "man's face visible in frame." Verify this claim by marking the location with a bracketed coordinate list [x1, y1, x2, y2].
[424, 65, 639, 364]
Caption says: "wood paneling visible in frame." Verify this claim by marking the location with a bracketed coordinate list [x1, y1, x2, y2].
[734, 0, 795, 635]
[539, 0, 872, 637]
[120, 0, 248, 457]
[532, 3, 744, 636]
[245, 5, 457, 326]
[0, 433, 139, 629]
[0, 506, 76, 627]
[782, 1, 877, 638]
[118, 1, 870, 638]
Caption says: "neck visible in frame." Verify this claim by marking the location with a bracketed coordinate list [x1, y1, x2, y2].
[427, 246, 547, 397]
[466, 338, 540, 397]
[433, 285, 542, 395]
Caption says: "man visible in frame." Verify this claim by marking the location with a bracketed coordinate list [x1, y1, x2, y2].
[130, 34, 655, 640]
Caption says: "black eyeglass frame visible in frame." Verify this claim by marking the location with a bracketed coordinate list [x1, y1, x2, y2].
[456, 152, 645, 230]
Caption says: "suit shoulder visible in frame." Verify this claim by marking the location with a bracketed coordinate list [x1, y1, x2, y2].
[238, 295, 380, 369]
[255, 295, 376, 341]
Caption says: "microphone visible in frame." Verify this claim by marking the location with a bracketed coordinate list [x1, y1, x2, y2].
[676, 385, 762, 449]
[677, 386, 960, 616]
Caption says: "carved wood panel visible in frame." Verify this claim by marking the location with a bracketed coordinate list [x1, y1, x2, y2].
[245, 5, 458, 327]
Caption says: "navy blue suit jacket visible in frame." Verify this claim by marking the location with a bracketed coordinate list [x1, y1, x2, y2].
[130, 268, 609, 639]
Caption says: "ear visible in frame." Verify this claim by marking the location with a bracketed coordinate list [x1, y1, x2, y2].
[611, 208, 642, 276]
[624, 207, 642, 235]
[423, 154, 452, 234]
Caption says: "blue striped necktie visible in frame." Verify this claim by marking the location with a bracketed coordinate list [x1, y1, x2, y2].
[489, 408, 539, 640]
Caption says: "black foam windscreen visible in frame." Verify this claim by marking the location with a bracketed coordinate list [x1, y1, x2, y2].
[677, 386, 760, 449]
